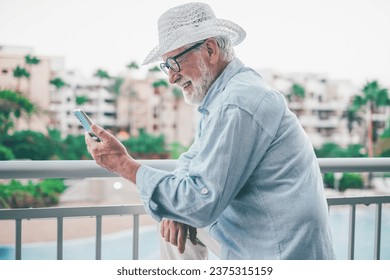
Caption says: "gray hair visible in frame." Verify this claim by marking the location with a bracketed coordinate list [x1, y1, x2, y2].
[212, 36, 235, 62]
[190, 36, 235, 62]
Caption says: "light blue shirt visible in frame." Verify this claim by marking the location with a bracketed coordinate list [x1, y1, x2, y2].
[136, 58, 335, 259]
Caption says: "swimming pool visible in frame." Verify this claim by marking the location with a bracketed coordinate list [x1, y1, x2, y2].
[0, 225, 160, 260]
[329, 206, 390, 260]
[1, 207, 389, 260]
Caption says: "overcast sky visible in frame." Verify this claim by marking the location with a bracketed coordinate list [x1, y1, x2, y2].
[1, 0, 389, 86]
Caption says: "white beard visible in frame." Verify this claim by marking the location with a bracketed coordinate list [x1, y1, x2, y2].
[181, 59, 215, 106]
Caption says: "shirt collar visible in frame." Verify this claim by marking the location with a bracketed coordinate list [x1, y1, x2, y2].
[198, 58, 245, 115]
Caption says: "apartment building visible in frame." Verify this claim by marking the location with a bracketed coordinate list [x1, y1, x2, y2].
[49, 70, 117, 137]
[259, 69, 370, 148]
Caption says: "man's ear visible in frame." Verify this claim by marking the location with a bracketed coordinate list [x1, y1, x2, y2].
[205, 39, 219, 64]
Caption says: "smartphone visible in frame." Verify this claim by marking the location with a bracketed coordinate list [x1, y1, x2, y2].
[73, 109, 101, 142]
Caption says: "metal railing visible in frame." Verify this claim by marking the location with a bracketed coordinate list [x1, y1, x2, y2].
[0, 205, 145, 260]
[327, 195, 390, 260]
[0, 158, 390, 260]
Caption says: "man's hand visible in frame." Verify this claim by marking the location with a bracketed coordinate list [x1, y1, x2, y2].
[85, 124, 140, 183]
[161, 219, 198, 254]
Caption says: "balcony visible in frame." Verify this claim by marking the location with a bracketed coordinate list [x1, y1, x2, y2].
[0, 158, 390, 260]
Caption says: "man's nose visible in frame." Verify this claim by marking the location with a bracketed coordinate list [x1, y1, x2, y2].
[168, 70, 180, 84]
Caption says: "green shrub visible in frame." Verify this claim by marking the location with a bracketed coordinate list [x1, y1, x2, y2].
[323, 173, 364, 192]
[315, 142, 366, 158]
[169, 142, 189, 159]
[55, 134, 92, 160]
[2, 130, 57, 160]
[0, 145, 15, 160]
[339, 173, 364, 191]
[0, 179, 67, 208]
[323, 173, 334, 188]
[122, 128, 168, 158]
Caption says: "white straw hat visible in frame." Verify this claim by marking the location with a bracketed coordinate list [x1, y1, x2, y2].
[142, 2, 246, 65]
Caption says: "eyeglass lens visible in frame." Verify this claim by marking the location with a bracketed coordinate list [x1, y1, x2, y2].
[160, 40, 205, 75]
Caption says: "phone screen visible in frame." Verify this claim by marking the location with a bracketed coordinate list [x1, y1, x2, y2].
[73, 109, 101, 142]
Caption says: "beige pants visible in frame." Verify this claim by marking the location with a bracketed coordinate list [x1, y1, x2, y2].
[159, 225, 221, 260]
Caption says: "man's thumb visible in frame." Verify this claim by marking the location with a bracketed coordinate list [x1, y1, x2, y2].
[91, 124, 108, 140]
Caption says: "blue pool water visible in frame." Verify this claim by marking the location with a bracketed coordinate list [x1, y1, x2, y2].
[0, 225, 159, 260]
[329, 206, 390, 260]
[1, 207, 389, 260]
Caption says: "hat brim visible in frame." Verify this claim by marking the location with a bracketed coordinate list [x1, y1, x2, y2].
[142, 18, 246, 65]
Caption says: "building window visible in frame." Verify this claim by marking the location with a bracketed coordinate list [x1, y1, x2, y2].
[104, 112, 116, 117]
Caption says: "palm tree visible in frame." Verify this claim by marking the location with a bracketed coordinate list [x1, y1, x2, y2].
[288, 83, 305, 102]
[341, 105, 363, 142]
[148, 66, 161, 73]
[152, 79, 169, 95]
[94, 69, 111, 80]
[24, 54, 41, 96]
[126, 61, 139, 70]
[25, 54, 40, 69]
[286, 83, 306, 117]
[94, 69, 111, 87]
[352, 80, 389, 157]
[13, 66, 30, 92]
[94, 69, 111, 91]
[110, 77, 124, 96]
[49, 77, 66, 90]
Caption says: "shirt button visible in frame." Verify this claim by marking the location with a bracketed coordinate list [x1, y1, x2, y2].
[201, 188, 209, 194]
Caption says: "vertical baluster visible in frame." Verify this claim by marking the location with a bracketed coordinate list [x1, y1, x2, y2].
[374, 203, 382, 260]
[57, 217, 63, 260]
[15, 219, 22, 260]
[96, 215, 102, 260]
[348, 204, 356, 260]
[133, 214, 139, 260]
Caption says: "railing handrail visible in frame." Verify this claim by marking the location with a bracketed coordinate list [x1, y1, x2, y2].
[327, 195, 390, 206]
[0, 204, 146, 220]
[0, 158, 389, 179]
[1, 196, 390, 221]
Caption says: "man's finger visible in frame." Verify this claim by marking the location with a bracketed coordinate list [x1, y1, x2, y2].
[160, 220, 165, 238]
[177, 224, 187, 254]
[163, 225, 170, 243]
[168, 222, 179, 246]
[188, 226, 198, 245]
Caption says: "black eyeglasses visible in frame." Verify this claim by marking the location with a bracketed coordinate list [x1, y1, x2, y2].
[160, 40, 206, 75]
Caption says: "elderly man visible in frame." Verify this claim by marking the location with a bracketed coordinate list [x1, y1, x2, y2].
[85, 2, 335, 259]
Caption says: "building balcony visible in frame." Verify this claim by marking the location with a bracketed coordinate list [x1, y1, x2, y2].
[298, 115, 340, 129]
[0, 158, 389, 260]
